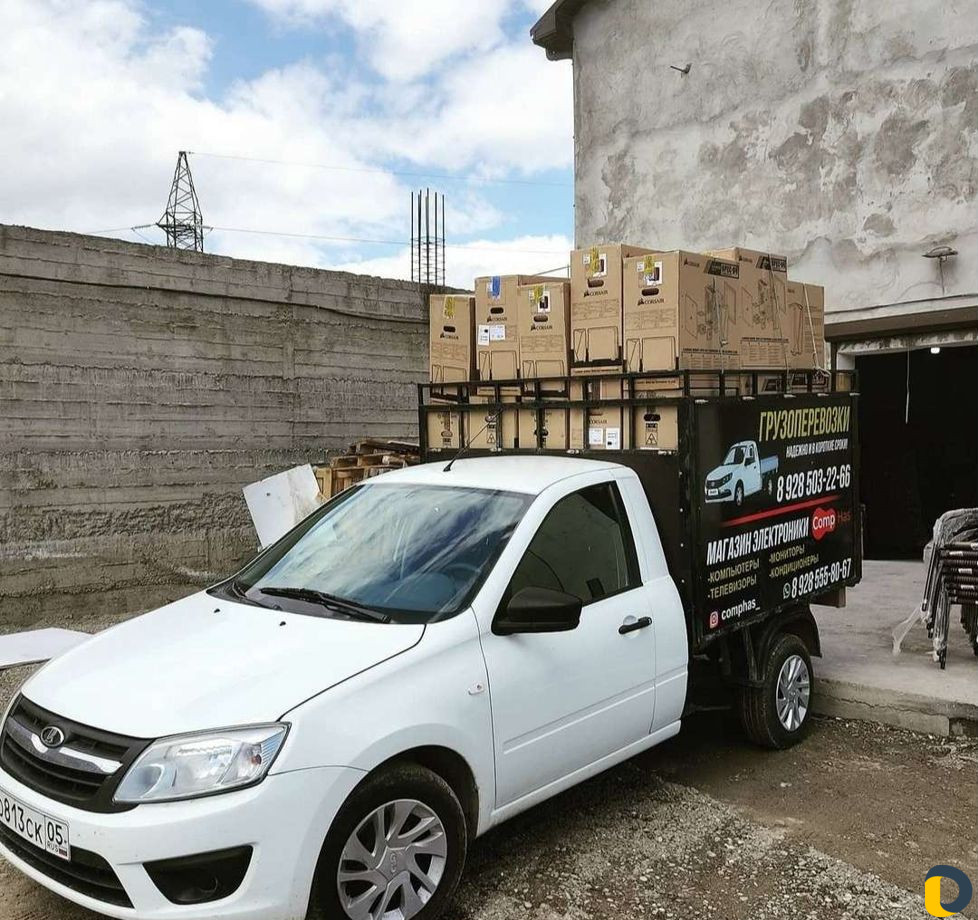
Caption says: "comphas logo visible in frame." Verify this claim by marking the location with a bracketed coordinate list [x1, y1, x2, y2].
[811, 507, 837, 541]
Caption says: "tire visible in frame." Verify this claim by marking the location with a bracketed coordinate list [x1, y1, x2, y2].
[739, 632, 814, 749]
[765, 475, 774, 499]
[734, 482, 744, 507]
[307, 763, 467, 920]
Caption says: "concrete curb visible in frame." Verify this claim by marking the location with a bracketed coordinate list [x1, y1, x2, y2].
[814, 676, 978, 738]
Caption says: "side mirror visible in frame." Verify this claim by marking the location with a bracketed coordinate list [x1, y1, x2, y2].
[493, 587, 583, 636]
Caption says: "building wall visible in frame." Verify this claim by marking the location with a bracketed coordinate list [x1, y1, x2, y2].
[0, 225, 428, 630]
[570, 0, 978, 311]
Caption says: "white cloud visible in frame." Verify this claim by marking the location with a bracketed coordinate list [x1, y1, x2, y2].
[0, 0, 571, 275]
[389, 44, 572, 174]
[248, 0, 515, 81]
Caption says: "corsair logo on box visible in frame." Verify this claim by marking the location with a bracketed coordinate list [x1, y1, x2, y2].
[811, 507, 837, 541]
[705, 259, 740, 279]
[755, 255, 788, 273]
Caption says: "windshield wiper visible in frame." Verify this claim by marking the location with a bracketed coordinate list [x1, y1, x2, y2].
[256, 586, 390, 623]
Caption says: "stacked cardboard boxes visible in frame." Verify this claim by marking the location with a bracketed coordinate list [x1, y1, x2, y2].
[569, 378, 623, 451]
[469, 275, 568, 449]
[474, 274, 556, 385]
[427, 244, 827, 454]
[786, 281, 826, 369]
[427, 293, 475, 450]
[429, 293, 475, 384]
[621, 251, 743, 375]
[517, 280, 571, 450]
[569, 244, 656, 375]
[706, 248, 790, 370]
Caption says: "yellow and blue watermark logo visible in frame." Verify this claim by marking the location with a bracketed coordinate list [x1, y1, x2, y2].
[925, 865, 973, 917]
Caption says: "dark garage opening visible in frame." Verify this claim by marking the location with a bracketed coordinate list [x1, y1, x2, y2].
[856, 344, 977, 559]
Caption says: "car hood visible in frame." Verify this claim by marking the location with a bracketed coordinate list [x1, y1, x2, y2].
[708, 463, 738, 481]
[20, 591, 425, 739]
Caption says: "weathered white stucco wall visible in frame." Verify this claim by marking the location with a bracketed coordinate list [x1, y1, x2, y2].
[570, 0, 978, 311]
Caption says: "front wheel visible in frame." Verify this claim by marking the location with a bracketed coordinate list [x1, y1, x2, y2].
[734, 482, 744, 506]
[308, 764, 467, 920]
[739, 632, 813, 749]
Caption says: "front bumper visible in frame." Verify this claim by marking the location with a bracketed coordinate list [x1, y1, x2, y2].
[0, 762, 365, 920]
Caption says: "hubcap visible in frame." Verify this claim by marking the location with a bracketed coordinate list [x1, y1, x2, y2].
[337, 799, 447, 920]
[776, 654, 811, 731]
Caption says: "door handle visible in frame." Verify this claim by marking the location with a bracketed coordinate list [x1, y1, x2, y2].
[619, 616, 652, 635]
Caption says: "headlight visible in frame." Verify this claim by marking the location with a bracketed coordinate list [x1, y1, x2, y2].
[717, 473, 732, 485]
[114, 723, 288, 804]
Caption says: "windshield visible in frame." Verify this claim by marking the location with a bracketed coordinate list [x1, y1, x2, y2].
[723, 446, 747, 465]
[219, 482, 532, 623]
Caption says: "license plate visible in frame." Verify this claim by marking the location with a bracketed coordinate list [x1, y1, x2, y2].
[707, 488, 718, 497]
[0, 786, 70, 860]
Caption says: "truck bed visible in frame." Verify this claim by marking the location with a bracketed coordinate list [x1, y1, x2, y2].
[419, 368, 862, 653]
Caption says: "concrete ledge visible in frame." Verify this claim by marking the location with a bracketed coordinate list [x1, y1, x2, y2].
[814, 677, 978, 737]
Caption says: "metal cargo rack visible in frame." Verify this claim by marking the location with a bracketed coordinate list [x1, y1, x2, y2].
[418, 367, 858, 455]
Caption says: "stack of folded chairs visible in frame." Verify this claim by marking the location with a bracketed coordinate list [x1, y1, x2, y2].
[920, 509, 978, 668]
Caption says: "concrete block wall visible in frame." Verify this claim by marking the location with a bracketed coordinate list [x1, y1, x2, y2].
[0, 225, 429, 630]
[569, 0, 978, 313]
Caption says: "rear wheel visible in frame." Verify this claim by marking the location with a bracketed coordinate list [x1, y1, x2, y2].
[308, 764, 467, 920]
[739, 632, 813, 749]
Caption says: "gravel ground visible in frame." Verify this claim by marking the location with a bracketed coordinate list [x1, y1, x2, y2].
[0, 663, 974, 920]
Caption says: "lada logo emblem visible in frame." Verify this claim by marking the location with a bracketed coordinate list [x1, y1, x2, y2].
[40, 726, 65, 748]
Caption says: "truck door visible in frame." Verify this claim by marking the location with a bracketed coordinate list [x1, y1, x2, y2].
[480, 480, 656, 808]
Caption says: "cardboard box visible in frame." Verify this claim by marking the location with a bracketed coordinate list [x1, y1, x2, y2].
[518, 403, 569, 451]
[786, 281, 826, 369]
[429, 294, 475, 383]
[426, 402, 462, 451]
[570, 244, 657, 374]
[467, 394, 518, 450]
[622, 251, 743, 376]
[474, 275, 557, 386]
[707, 247, 789, 369]
[518, 281, 571, 382]
[631, 402, 679, 452]
[569, 378, 624, 451]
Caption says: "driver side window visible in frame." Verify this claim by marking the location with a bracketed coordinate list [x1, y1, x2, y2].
[507, 482, 640, 606]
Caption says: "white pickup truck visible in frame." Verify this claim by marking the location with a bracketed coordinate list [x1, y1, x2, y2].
[704, 439, 779, 506]
[0, 384, 861, 920]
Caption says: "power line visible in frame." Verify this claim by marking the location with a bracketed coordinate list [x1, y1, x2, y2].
[187, 150, 573, 189]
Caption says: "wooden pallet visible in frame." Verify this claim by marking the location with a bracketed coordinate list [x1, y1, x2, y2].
[314, 438, 419, 499]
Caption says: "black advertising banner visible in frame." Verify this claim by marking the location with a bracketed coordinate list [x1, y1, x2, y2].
[693, 394, 859, 641]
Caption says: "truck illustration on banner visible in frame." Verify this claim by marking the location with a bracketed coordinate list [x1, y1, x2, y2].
[704, 440, 779, 506]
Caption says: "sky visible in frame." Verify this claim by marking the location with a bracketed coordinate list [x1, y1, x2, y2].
[0, 0, 573, 287]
